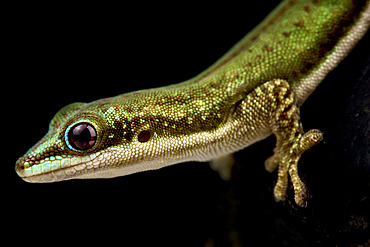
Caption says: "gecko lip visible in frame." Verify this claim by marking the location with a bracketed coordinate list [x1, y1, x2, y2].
[14, 151, 135, 183]
[15, 158, 77, 183]
[15, 164, 101, 183]
[15, 155, 100, 183]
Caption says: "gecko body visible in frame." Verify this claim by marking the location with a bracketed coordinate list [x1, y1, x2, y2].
[16, 0, 370, 206]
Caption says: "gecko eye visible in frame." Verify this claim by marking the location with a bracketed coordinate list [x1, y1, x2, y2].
[67, 123, 97, 150]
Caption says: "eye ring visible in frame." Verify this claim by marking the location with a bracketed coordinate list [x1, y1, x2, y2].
[65, 121, 97, 152]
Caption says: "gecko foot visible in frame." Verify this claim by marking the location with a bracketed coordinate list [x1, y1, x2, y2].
[264, 148, 280, 173]
[269, 129, 323, 207]
[209, 154, 235, 181]
[262, 79, 323, 207]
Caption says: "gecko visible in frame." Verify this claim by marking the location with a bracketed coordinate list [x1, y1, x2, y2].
[16, 0, 370, 207]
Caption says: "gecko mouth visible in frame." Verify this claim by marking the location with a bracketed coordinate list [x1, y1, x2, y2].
[16, 164, 80, 183]
[15, 153, 107, 183]
[16, 159, 92, 183]
[15, 151, 153, 183]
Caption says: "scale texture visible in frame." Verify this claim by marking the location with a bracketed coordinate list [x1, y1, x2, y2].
[16, 0, 370, 207]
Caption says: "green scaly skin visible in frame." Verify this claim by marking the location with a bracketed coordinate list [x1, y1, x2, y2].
[16, 0, 370, 207]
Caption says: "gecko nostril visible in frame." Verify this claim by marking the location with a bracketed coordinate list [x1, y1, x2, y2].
[15, 158, 29, 173]
[15, 159, 25, 175]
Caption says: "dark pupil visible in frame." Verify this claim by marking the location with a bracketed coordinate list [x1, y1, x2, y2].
[69, 123, 97, 150]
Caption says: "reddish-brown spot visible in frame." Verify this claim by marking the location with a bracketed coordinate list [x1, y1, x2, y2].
[251, 36, 259, 42]
[283, 31, 291, 37]
[304, 5, 311, 13]
[202, 88, 211, 96]
[294, 20, 304, 27]
[123, 107, 133, 113]
[262, 45, 273, 52]
[209, 82, 217, 88]
[174, 94, 184, 101]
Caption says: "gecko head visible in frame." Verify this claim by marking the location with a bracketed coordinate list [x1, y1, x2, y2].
[15, 91, 201, 183]
[15, 102, 103, 182]
[15, 99, 158, 183]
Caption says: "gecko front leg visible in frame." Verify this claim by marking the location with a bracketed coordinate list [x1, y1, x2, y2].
[237, 79, 323, 207]
[263, 80, 323, 206]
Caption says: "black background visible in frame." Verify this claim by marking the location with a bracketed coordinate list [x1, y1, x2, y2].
[5, 1, 369, 246]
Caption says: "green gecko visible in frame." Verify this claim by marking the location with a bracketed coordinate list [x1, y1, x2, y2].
[16, 0, 370, 207]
